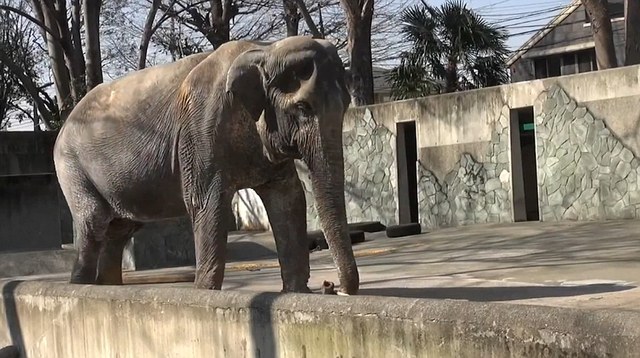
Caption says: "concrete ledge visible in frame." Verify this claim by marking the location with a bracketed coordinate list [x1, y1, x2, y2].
[1, 280, 639, 357]
[0, 251, 76, 279]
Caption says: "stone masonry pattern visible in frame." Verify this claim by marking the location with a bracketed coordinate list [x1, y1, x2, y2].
[536, 85, 640, 221]
[417, 109, 513, 229]
[298, 109, 398, 231]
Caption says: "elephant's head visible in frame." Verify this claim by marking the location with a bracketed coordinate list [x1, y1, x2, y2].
[225, 36, 359, 295]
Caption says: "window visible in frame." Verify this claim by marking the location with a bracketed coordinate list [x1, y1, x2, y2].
[532, 48, 597, 79]
[534, 58, 548, 79]
[561, 53, 576, 75]
[577, 49, 596, 72]
[547, 56, 561, 77]
[533, 55, 561, 79]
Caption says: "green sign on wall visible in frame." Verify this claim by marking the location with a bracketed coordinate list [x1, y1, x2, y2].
[522, 123, 535, 131]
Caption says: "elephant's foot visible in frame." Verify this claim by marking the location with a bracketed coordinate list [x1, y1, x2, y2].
[69, 262, 97, 284]
[69, 274, 96, 285]
[194, 269, 224, 290]
[95, 269, 123, 285]
[281, 285, 312, 294]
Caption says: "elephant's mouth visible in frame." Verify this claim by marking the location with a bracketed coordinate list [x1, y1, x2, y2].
[281, 143, 300, 156]
[261, 104, 303, 160]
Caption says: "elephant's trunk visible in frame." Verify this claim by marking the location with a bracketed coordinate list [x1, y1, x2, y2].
[303, 126, 359, 295]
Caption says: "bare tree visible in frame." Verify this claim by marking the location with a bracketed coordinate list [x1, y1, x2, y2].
[0, 6, 35, 129]
[139, 0, 163, 69]
[582, 0, 618, 68]
[284, 0, 301, 36]
[157, 0, 239, 49]
[1, 0, 106, 122]
[625, 0, 640, 65]
[339, 0, 374, 105]
[295, 0, 323, 37]
[0, 1, 57, 130]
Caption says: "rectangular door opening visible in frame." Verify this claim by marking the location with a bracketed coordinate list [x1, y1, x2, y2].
[396, 121, 419, 224]
[510, 106, 540, 221]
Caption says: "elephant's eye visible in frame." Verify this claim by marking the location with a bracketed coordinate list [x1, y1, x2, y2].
[296, 101, 313, 117]
[274, 60, 315, 93]
[294, 60, 315, 81]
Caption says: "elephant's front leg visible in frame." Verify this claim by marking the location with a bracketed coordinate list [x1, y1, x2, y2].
[189, 181, 233, 290]
[255, 163, 311, 293]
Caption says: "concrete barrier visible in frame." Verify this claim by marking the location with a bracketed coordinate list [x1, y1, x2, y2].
[1, 280, 639, 357]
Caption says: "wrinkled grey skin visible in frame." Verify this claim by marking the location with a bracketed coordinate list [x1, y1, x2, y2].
[53, 36, 360, 295]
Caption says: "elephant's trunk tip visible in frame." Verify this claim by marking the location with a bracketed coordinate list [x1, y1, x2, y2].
[321, 280, 337, 295]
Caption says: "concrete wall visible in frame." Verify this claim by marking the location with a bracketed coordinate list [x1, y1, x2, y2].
[233, 64, 640, 231]
[2, 280, 639, 357]
[0, 132, 72, 252]
[0, 132, 191, 270]
[0, 132, 57, 177]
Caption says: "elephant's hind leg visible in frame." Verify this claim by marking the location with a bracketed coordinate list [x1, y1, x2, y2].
[96, 219, 142, 285]
[58, 151, 113, 284]
[69, 211, 110, 284]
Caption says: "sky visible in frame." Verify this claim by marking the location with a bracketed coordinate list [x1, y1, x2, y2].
[5, 0, 575, 131]
[438, 0, 574, 51]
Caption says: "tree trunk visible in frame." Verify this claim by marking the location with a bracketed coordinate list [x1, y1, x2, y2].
[207, 0, 232, 48]
[582, 0, 618, 69]
[283, 0, 300, 36]
[340, 0, 375, 106]
[51, 0, 85, 101]
[83, 0, 103, 90]
[70, 0, 86, 93]
[445, 58, 458, 93]
[139, 0, 161, 69]
[625, 0, 640, 65]
[32, 0, 73, 121]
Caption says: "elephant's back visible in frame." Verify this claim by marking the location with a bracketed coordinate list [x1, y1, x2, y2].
[67, 51, 213, 129]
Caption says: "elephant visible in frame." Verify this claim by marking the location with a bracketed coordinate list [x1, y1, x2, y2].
[53, 35, 360, 295]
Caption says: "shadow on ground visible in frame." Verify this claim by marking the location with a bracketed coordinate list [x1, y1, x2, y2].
[359, 283, 635, 301]
[249, 292, 278, 358]
[2, 280, 23, 358]
[227, 241, 276, 262]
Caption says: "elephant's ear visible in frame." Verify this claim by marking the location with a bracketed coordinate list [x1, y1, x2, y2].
[225, 48, 266, 98]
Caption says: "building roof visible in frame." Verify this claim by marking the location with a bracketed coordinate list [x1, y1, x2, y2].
[506, 0, 582, 66]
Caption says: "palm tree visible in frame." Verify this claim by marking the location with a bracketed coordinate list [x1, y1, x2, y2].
[389, 0, 509, 100]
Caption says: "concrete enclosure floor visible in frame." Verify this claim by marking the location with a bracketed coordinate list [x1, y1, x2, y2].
[15, 219, 640, 312]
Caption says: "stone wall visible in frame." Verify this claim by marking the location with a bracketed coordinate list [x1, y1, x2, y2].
[417, 108, 513, 229]
[297, 108, 398, 231]
[535, 85, 640, 221]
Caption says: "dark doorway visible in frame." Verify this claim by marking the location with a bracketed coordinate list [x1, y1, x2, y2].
[396, 121, 419, 223]
[510, 107, 540, 221]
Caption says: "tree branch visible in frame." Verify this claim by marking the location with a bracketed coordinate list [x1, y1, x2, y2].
[0, 51, 55, 130]
[139, 0, 161, 69]
[295, 0, 323, 38]
[0, 4, 62, 43]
